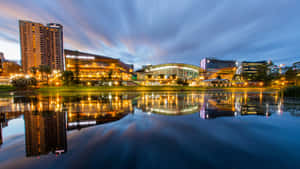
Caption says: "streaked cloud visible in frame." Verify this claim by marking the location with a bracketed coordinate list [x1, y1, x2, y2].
[0, 0, 299, 68]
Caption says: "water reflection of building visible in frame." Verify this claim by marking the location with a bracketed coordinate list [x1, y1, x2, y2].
[200, 92, 236, 119]
[137, 92, 203, 115]
[0, 112, 6, 145]
[65, 94, 134, 130]
[0, 97, 25, 145]
[200, 92, 272, 119]
[0, 91, 284, 153]
[0, 93, 136, 156]
[0, 96, 67, 156]
[24, 111, 67, 157]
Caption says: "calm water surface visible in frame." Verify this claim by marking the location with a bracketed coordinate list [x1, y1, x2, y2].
[0, 90, 299, 169]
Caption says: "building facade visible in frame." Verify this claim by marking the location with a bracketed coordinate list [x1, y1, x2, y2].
[241, 61, 268, 81]
[200, 58, 237, 80]
[200, 58, 236, 71]
[0, 52, 23, 85]
[1, 61, 22, 75]
[0, 53, 22, 85]
[242, 61, 268, 75]
[64, 49, 133, 84]
[136, 63, 201, 85]
[0, 52, 3, 73]
[19, 20, 64, 73]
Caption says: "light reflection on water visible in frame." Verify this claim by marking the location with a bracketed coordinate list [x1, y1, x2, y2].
[0, 90, 299, 169]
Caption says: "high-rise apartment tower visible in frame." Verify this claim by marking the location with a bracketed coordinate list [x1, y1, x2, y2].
[19, 20, 64, 72]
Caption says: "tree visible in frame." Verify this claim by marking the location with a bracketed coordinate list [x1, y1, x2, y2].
[39, 65, 51, 85]
[11, 77, 37, 89]
[285, 68, 297, 82]
[176, 78, 189, 86]
[242, 72, 251, 81]
[243, 65, 266, 80]
[255, 65, 268, 80]
[269, 71, 281, 81]
[256, 65, 272, 86]
[30, 67, 38, 76]
[62, 71, 74, 85]
[176, 78, 184, 85]
[108, 70, 113, 80]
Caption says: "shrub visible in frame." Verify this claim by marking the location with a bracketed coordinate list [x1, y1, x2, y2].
[11, 77, 37, 89]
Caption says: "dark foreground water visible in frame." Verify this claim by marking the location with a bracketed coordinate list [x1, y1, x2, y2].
[0, 90, 299, 169]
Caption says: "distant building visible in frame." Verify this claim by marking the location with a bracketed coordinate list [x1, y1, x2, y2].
[241, 61, 267, 76]
[0, 52, 4, 73]
[200, 58, 237, 80]
[200, 58, 236, 71]
[293, 62, 300, 86]
[0, 52, 23, 84]
[136, 63, 201, 85]
[293, 62, 300, 71]
[1, 60, 22, 75]
[64, 49, 133, 85]
[19, 20, 64, 73]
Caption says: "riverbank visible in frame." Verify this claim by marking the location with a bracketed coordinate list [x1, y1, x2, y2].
[37, 86, 279, 92]
[0, 85, 281, 93]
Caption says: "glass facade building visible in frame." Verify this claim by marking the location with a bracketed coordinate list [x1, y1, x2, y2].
[136, 63, 201, 85]
[64, 49, 133, 84]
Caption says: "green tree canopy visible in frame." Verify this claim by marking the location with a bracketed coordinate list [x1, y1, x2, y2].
[61, 71, 74, 85]
[285, 68, 297, 81]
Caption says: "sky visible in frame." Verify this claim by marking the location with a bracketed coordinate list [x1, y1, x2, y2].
[0, 0, 300, 69]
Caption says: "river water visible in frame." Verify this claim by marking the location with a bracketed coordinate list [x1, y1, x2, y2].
[0, 90, 299, 169]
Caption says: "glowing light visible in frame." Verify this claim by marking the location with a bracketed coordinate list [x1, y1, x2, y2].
[150, 66, 198, 73]
[66, 55, 95, 60]
[259, 82, 264, 86]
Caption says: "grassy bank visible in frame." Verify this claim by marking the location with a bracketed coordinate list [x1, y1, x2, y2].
[37, 86, 278, 92]
[283, 86, 300, 97]
[38, 86, 205, 92]
[0, 85, 16, 92]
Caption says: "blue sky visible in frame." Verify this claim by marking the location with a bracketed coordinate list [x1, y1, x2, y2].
[0, 0, 300, 68]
